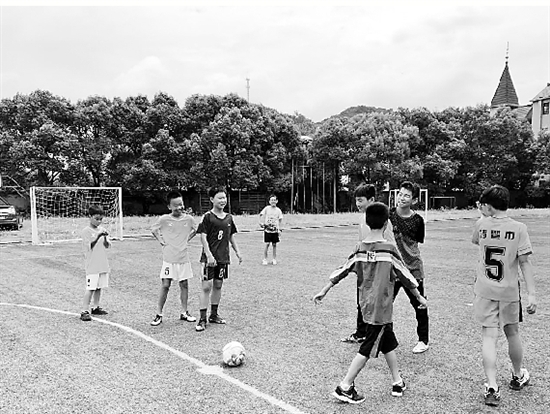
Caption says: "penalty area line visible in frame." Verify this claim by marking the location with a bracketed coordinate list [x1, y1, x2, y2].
[0, 302, 309, 414]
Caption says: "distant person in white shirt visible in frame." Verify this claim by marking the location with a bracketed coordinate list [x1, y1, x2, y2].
[259, 195, 283, 265]
[80, 205, 111, 321]
[150, 191, 198, 327]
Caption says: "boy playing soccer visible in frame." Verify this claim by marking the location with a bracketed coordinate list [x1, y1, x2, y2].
[196, 186, 243, 332]
[390, 181, 430, 354]
[150, 190, 197, 326]
[259, 194, 283, 265]
[80, 205, 111, 322]
[342, 184, 397, 343]
[314, 202, 427, 403]
[472, 185, 537, 407]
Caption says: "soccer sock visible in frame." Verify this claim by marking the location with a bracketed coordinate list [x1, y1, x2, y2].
[200, 309, 207, 320]
[211, 304, 219, 316]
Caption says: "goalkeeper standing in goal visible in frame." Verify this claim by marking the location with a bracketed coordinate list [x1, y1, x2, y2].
[80, 205, 111, 321]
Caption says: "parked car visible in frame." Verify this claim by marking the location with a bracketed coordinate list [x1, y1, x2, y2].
[0, 204, 23, 230]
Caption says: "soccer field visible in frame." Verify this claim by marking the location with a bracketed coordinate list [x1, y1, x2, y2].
[1, 215, 549, 414]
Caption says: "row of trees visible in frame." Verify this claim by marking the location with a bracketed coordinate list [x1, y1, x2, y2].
[1, 89, 549, 206]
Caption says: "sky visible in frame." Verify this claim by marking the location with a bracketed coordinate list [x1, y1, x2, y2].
[1, 0, 549, 122]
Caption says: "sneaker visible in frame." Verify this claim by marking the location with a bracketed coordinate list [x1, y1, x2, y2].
[262, 259, 268, 265]
[484, 385, 501, 406]
[195, 319, 207, 332]
[391, 380, 407, 397]
[412, 341, 429, 354]
[180, 311, 197, 322]
[208, 314, 226, 324]
[91, 306, 108, 315]
[340, 333, 366, 343]
[272, 259, 277, 265]
[80, 311, 92, 322]
[150, 314, 163, 326]
[333, 383, 365, 404]
[510, 368, 530, 390]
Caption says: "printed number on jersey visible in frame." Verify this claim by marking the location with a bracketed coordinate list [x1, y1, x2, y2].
[484, 246, 506, 282]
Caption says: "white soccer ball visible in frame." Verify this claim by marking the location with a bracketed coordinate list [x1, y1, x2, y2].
[222, 341, 246, 367]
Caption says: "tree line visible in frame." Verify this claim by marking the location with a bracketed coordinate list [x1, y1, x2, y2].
[1, 89, 549, 207]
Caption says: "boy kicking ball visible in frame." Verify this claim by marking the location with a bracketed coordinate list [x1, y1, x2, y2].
[314, 202, 427, 403]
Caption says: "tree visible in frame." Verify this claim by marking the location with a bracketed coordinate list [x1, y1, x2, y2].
[0, 91, 75, 186]
[345, 112, 422, 189]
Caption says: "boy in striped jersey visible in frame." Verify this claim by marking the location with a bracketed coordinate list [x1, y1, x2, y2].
[314, 202, 427, 404]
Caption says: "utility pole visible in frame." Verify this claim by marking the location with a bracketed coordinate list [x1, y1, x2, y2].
[246, 78, 250, 102]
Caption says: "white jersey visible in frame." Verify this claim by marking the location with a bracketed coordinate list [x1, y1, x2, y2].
[260, 206, 283, 233]
[472, 216, 532, 301]
[81, 225, 110, 275]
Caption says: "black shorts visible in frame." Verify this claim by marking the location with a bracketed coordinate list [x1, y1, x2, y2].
[264, 232, 280, 243]
[202, 263, 229, 281]
[358, 323, 398, 358]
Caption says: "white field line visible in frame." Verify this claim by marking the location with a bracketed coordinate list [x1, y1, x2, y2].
[0, 302, 309, 414]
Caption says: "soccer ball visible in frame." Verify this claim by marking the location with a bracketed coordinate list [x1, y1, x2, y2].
[222, 341, 246, 367]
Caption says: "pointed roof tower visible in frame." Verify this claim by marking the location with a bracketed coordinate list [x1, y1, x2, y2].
[491, 44, 519, 109]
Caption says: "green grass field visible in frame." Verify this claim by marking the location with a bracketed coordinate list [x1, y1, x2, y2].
[1, 212, 549, 414]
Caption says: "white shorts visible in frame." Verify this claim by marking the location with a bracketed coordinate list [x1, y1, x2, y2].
[159, 262, 194, 281]
[86, 272, 109, 290]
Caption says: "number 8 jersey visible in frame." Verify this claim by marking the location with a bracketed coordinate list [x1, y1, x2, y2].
[472, 216, 533, 301]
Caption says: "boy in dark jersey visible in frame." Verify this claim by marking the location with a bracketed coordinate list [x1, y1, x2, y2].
[314, 202, 427, 404]
[390, 181, 429, 354]
[195, 187, 243, 332]
[472, 185, 537, 407]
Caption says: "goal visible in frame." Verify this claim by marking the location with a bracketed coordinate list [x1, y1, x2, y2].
[30, 186, 123, 244]
[389, 188, 429, 222]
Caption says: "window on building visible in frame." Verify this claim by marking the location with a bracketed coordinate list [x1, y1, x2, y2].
[543, 101, 549, 115]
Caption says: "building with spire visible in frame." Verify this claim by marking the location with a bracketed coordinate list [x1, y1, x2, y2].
[490, 53, 549, 139]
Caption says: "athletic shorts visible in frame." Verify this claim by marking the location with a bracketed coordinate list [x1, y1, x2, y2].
[264, 232, 280, 244]
[202, 263, 229, 281]
[358, 323, 398, 358]
[473, 295, 521, 328]
[86, 272, 109, 290]
[159, 262, 194, 281]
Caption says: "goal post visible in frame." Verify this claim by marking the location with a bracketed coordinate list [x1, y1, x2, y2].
[30, 186, 123, 245]
[389, 188, 428, 222]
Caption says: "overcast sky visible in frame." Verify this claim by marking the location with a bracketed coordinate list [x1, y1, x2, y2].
[1, 0, 549, 121]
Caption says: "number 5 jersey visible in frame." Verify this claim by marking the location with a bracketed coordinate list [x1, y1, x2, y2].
[472, 216, 533, 302]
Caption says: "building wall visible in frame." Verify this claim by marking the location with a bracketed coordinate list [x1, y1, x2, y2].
[532, 98, 550, 137]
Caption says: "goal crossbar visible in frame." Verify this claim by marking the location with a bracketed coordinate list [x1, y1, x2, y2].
[30, 186, 123, 245]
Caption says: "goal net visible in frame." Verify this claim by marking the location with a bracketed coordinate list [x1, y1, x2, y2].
[389, 188, 429, 222]
[30, 186, 123, 244]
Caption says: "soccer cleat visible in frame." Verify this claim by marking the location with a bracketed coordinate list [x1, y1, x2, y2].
[195, 319, 207, 332]
[208, 314, 226, 324]
[340, 333, 366, 343]
[391, 380, 407, 397]
[272, 259, 277, 265]
[150, 314, 163, 326]
[91, 307, 108, 315]
[333, 383, 365, 404]
[412, 341, 429, 354]
[80, 311, 92, 322]
[262, 259, 268, 265]
[510, 368, 530, 390]
[484, 385, 501, 406]
[180, 311, 197, 322]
